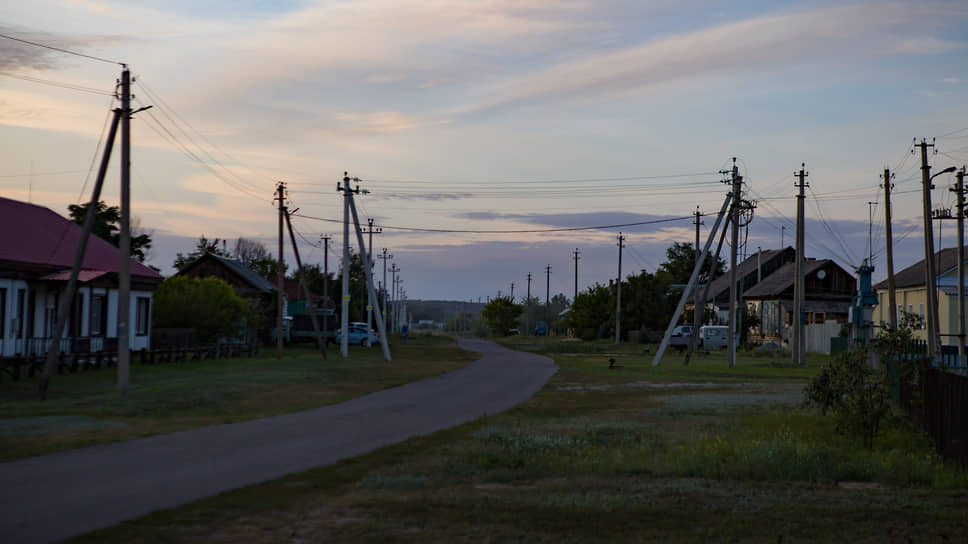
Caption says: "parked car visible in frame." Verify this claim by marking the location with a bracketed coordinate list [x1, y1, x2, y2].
[335, 325, 379, 347]
[700, 325, 731, 350]
[669, 324, 694, 351]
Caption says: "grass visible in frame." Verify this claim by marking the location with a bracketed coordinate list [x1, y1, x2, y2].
[56, 335, 968, 541]
[0, 334, 476, 460]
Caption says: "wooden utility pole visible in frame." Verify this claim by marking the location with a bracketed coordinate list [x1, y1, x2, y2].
[275, 181, 286, 359]
[615, 233, 625, 344]
[117, 67, 132, 394]
[883, 168, 897, 332]
[573, 248, 580, 301]
[284, 208, 325, 357]
[917, 139, 941, 359]
[953, 167, 967, 362]
[793, 163, 808, 366]
[688, 206, 704, 360]
[321, 234, 331, 342]
[727, 159, 742, 368]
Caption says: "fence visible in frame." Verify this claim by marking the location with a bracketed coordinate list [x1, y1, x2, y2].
[895, 340, 968, 464]
[804, 322, 842, 354]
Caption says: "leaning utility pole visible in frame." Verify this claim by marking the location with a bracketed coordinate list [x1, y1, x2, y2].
[573, 248, 580, 301]
[952, 167, 967, 362]
[284, 208, 325, 357]
[727, 159, 742, 368]
[275, 181, 286, 359]
[685, 209, 731, 365]
[917, 139, 941, 359]
[345, 179, 391, 361]
[793, 163, 808, 366]
[882, 169, 897, 332]
[615, 233, 625, 344]
[39, 106, 123, 400]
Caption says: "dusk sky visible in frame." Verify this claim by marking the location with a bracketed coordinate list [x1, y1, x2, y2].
[2, 0, 967, 301]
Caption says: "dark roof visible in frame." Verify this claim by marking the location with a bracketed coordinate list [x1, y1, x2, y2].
[206, 254, 277, 293]
[704, 247, 793, 301]
[874, 247, 960, 290]
[0, 196, 162, 279]
[744, 259, 835, 298]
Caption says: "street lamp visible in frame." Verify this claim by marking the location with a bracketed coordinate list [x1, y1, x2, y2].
[931, 166, 958, 185]
[923, 163, 958, 358]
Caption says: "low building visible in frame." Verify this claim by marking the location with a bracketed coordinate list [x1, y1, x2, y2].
[0, 197, 163, 357]
[703, 247, 796, 321]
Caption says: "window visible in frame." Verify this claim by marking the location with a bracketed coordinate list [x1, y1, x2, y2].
[16, 289, 24, 338]
[919, 304, 925, 328]
[136, 297, 150, 336]
[90, 295, 105, 336]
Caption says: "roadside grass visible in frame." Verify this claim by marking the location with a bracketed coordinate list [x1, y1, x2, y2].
[0, 334, 476, 460]
[73, 336, 968, 543]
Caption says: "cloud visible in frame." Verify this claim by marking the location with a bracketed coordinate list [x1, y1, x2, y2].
[943, 77, 961, 84]
[0, 24, 125, 70]
[891, 36, 964, 56]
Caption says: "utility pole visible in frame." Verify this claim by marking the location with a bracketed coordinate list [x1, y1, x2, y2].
[573, 248, 580, 301]
[545, 265, 551, 327]
[616, 232, 625, 344]
[337, 173, 356, 357]
[793, 163, 808, 366]
[882, 169, 897, 332]
[917, 139, 941, 359]
[727, 158, 742, 368]
[953, 167, 967, 363]
[379, 248, 392, 334]
[526, 272, 532, 335]
[390, 265, 399, 333]
[344, 180, 391, 360]
[117, 66, 133, 395]
[867, 201, 875, 265]
[691, 206, 704, 357]
[363, 218, 382, 346]
[321, 234, 331, 342]
[275, 181, 286, 359]
[781, 225, 785, 248]
[510, 282, 515, 300]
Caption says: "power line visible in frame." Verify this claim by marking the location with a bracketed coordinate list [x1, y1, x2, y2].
[291, 213, 693, 233]
[0, 70, 114, 95]
[0, 32, 123, 65]
[362, 171, 719, 185]
[78, 97, 117, 202]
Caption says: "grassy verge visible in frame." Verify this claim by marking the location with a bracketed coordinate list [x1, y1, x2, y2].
[72, 336, 968, 543]
[0, 334, 476, 460]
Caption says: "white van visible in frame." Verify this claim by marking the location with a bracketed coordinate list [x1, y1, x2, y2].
[700, 325, 729, 350]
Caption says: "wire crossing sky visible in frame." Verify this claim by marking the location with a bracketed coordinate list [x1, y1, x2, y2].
[1, 1, 967, 300]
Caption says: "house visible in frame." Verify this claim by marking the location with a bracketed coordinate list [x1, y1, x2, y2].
[177, 252, 277, 302]
[873, 247, 967, 345]
[0, 197, 163, 357]
[743, 258, 856, 345]
[702, 247, 796, 320]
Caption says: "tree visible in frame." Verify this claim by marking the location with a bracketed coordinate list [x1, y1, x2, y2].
[152, 276, 253, 342]
[567, 283, 614, 340]
[658, 241, 726, 284]
[621, 269, 675, 332]
[480, 296, 523, 336]
[233, 237, 270, 266]
[68, 200, 152, 262]
[172, 235, 230, 270]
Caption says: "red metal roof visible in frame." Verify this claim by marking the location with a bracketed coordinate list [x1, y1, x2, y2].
[41, 270, 110, 282]
[0, 197, 163, 279]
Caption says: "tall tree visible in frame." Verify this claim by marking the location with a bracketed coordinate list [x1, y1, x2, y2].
[567, 283, 614, 340]
[68, 200, 152, 262]
[480, 296, 523, 336]
[172, 235, 230, 270]
[233, 237, 270, 266]
[658, 241, 726, 284]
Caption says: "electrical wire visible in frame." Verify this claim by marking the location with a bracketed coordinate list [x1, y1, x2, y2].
[0, 32, 123, 65]
[0, 70, 114, 95]
[77, 96, 117, 202]
[291, 213, 693, 234]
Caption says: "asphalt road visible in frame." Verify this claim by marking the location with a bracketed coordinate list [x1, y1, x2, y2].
[0, 338, 556, 543]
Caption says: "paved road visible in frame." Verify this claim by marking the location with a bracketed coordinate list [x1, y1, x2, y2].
[0, 339, 556, 543]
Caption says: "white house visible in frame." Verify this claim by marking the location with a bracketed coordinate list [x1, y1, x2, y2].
[0, 197, 163, 358]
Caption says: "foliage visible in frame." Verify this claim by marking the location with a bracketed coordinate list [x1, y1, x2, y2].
[68, 200, 152, 262]
[566, 284, 613, 339]
[480, 296, 523, 336]
[658, 241, 726, 284]
[804, 347, 892, 449]
[620, 269, 675, 332]
[153, 276, 253, 342]
[873, 310, 926, 394]
[172, 235, 230, 270]
[251, 256, 286, 279]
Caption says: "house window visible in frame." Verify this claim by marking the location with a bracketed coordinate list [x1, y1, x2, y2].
[16, 289, 25, 338]
[136, 297, 150, 336]
[919, 304, 925, 328]
[90, 295, 105, 336]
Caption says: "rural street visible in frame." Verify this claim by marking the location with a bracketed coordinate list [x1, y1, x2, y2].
[0, 338, 556, 543]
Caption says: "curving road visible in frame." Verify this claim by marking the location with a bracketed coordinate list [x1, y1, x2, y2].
[0, 338, 556, 543]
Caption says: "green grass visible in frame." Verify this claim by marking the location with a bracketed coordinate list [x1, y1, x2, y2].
[0, 334, 476, 460]
[68, 335, 968, 542]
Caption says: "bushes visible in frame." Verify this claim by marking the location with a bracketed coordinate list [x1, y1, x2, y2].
[153, 276, 254, 343]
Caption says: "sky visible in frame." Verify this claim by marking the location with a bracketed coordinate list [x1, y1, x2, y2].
[1, 0, 967, 302]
